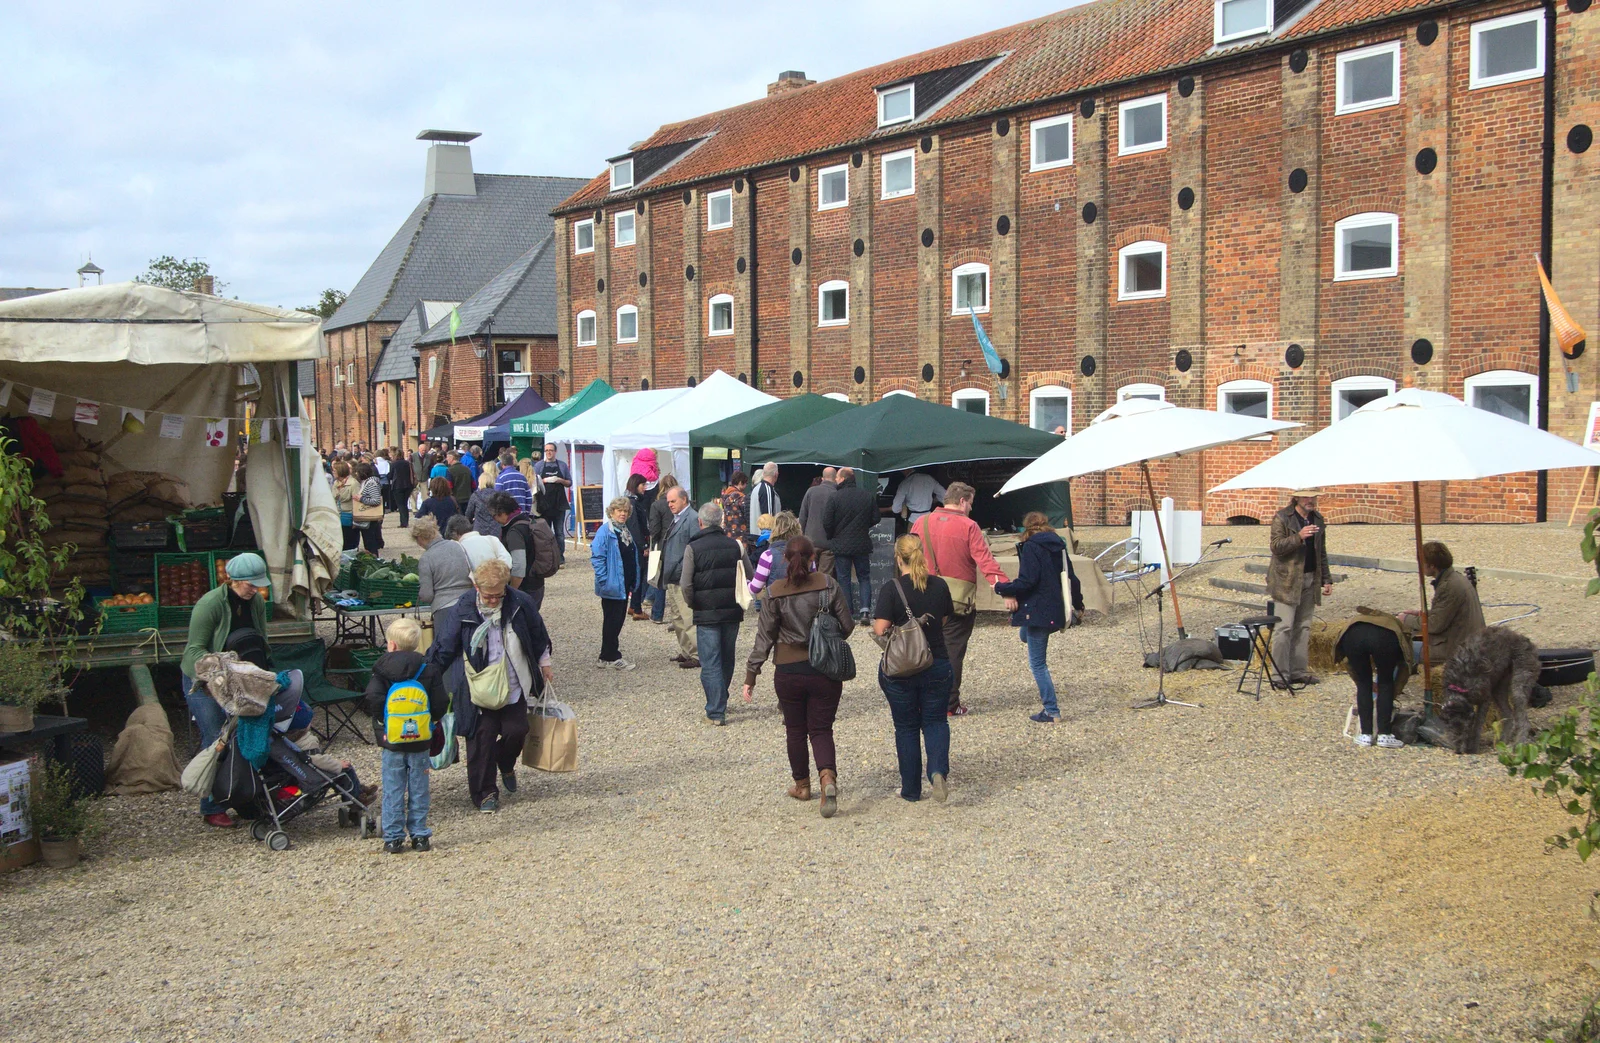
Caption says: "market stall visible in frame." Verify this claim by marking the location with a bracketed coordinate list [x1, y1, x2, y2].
[507, 378, 615, 459]
[607, 370, 776, 501]
[544, 386, 688, 489]
[688, 393, 856, 503]
[455, 386, 552, 445]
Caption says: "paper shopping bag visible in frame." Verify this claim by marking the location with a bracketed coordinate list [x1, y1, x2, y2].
[522, 686, 578, 772]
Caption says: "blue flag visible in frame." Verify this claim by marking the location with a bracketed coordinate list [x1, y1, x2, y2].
[969, 311, 1005, 376]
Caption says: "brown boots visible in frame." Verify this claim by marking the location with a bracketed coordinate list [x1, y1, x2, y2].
[787, 778, 812, 801]
[818, 769, 838, 818]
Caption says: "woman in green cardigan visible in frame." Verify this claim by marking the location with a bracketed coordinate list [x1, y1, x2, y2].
[181, 552, 270, 828]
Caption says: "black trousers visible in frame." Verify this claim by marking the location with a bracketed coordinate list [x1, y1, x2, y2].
[1339, 622, 1404, 736]
[599, 597, 627, 661]
[466, 701, 529, 807]
[394, 487, 412, 528]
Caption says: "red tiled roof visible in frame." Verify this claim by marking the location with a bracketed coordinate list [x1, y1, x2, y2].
[554, 0, 1452, 213]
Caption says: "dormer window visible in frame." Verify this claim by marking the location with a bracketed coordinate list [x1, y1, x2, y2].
[878, 84, 914, 127]
[1215, 0, 1272, 43]
[610, 158, 634, 192]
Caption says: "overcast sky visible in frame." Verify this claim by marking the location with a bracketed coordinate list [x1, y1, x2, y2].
[0, 1, 1073, 310]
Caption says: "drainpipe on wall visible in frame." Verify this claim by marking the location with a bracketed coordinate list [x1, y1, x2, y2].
[1536, 0, 1557, 521]
[414, 355, 424, 449]
[748, 173, 759, 386]
[484, 317, 495, 412]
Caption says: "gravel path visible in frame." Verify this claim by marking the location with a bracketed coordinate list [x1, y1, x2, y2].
[2, 519, 1598, 1042]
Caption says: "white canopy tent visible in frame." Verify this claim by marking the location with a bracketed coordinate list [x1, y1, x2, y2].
[606, 370, 777, 500]
[543, 387, 689, 491]
[0, 283, 339, 610]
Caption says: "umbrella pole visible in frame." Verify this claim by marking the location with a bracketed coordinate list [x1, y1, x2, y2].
[1413, 481, 1435, 718]
[1142, 461, 1187, 639]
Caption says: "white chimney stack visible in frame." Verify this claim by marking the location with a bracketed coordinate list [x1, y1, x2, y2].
[418, 130, 481, 197]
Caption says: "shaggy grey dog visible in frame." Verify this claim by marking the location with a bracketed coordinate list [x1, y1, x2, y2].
[1438, 626, 1540, 754]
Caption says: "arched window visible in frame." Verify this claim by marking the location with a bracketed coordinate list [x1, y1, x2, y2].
[1117, 382, 1166, 403]
[818, 280, 849, 327]
[1333, 212, 1399, 280]
[952, 388, 990, 415]
[575, 310, 596, 347]
[1331, 375, 1396, 421]
[1029, 384, 1072, 433]
[1464, 369, 1538, 426]
[1217, 378, 1273, 439]
[882, 389, 915, 399]
[615, 305, 638, 344]
[951, 263, 990, 315]
[823, 392, 850, 402]
[1118, 241, 1167, 300]
[708, 294, 734, 336]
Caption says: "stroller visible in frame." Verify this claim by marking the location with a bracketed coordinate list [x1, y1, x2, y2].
[208, 667, 377, 850]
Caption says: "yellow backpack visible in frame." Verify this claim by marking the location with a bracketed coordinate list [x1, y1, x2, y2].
[384, 665, 433, 744]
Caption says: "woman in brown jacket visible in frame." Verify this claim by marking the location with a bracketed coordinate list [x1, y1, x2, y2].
[1401, 541, 1486, 668]
[742, 536, 855, 816]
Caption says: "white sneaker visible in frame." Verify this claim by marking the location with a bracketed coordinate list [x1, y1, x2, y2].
[611, 658, 637, 672]
[1376, 733, 1405, 749]
[1352, 733, 1374, 747]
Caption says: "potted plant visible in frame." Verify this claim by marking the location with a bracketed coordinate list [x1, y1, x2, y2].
[0, 641, 54, 733]
[28, 758, 101, 868]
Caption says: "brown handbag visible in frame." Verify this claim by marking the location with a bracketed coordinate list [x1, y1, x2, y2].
[916, 514, 976, 616]
[880, 576, 934, 678]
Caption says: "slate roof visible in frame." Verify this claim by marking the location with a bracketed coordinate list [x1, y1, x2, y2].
[0, 288, 66, 302]
[555, 0, 1451, 214]
[368, 299, 459, 385]
[416, 233, 557, 346]
[327, 172, 588, 332]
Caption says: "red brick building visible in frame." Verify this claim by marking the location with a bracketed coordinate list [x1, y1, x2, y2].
[551, 0, 1600, 524]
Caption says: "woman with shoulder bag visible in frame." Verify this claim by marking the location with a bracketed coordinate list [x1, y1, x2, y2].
[352, 461, 385, 553]
[994, 512, 1083, 724]
[742, 536, 855, 816]
[872, 535, 955, 802]
[332, 460, 358, 550]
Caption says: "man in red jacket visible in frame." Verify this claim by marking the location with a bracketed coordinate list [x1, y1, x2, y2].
[912, 482, 1009, 716]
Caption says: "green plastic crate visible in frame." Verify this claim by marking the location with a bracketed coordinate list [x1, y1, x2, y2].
[158, 605, 196, 631]
[94, 597, 158, 635]
[358, 575, 420, 609]
[155, 552, 216, 621]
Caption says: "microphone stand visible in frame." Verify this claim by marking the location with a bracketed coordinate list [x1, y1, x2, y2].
[1131, 539, 1231, 711]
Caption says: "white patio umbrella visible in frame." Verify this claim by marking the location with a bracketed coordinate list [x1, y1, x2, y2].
[1211, 387, 1600, 711]
[1001, 398, 1300, 638]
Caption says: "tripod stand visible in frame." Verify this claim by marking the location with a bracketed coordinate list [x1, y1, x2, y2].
[1131, 539, 1232, 711]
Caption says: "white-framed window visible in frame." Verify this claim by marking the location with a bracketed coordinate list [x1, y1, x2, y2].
[1118, 241, 1167, 300]
[573, 219, 594, 255]
[823, 392, 850, 402]
[818, 280, 849, 327]
[346, 363, 355, 385]
[1470, 9, 1546, 90]
[1215, 0, 1272, 43]
[333, 365, 343, 386]
[952, 389, 990, 415]
[1331, 375, 1396, 421]
[1030, 385, 1073, 433]
[951, 262, 990, 315]
[706, 189, 733, 230]
[575, 310, 597, 347]
[1336, 41, 1401, 114]
[708, 294, 734, 336]
[878, 83, 914, 127]
[615, 305, 638, 344]
[883, 389, 915, 398]
[1118, 94, 1167, 156]
[1029, 113, 1074, 171]
[1464, 369, 1538, 425]
[613, 211, 636, 247]
[1118, 383, 1166, 403]
[427, 356, 439, 388]
[1218, 378, 1274, 438]
[881, 149, 915, 199]
[610, 158, 634, 192]
[818, 164, 848, 210]
[1334, 212, 1399, 280]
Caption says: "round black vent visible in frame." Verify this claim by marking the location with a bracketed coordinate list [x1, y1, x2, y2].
[789, 166, 800, 182]
[1285, 343, 1305, 369]
[737, 257, 748, 274]
[1289, 168, 1308, 193]
[685, 265, 695, 281]
[1080, 355, 1097, 377]
[1570, 339, 1588, 359]
[996, 117, 1010, 136]
[635, 201, 645, 215]
[734, 178, 744, 193]
[592, 210, 602, 223]
[920, 136, 933, 153]
[738, 372, 748, 383]
[1178, 76, 1195, 98]
[852, 151, 863, 167]
[1177, 187, 1195, 210]
[1570, 124, 1594, 154]
[1289, 49, 1308, 73]
[1410, 338, 1434, 365]
[1082, 201, 1097, 224]
[1417, 20, 1439, 44]
[921, 228, 935, 247]
[853, 238, 865, 257]
[791, 247, 803, 265]
[998, 359, 1011, 379]
[1080, 98, 1096, 118]
[682, 190, 692, 204]
[792, 371, 804, 388]
[853, 365, 866, 385]
[921, 364, 935, 383]
[687, 375, 698, 388]
[639, 272, 648, 287]
[640, 378, 651, 390]
[596, 278, 605, 292]
[1415, 148, 1438, 175]
[1574, 0, 1592, 11]
[1175, 349, 1193, 373]
[997, 215, 1011, 235]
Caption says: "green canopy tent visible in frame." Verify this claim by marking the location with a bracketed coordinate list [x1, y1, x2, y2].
[508, 379, 615, 458]
[688, 393, 858, 501]
[745, 394, 1070, 528]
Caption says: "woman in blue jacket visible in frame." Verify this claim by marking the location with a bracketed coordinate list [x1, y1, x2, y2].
[994, 512, 1084, 723]
[590, 496, 638, 671]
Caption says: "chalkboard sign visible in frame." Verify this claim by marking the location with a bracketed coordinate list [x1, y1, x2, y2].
[576, 485, 605, 540]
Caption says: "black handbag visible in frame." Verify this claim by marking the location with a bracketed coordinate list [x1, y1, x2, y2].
[808, 588, 857, 682]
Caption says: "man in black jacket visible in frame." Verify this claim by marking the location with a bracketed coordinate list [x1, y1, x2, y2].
[821, 467, 879, 621]
[389, 452, 414, 528]
[680, 501, 745, 725]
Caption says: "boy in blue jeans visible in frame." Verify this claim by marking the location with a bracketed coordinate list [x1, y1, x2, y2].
[362, 618, 449, 853]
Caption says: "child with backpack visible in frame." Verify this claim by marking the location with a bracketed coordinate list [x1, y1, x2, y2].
[362, 617, 450, 853]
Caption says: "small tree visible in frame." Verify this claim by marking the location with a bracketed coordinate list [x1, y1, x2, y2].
[298, 288, 347, 320]
[136, 255, 224, 294]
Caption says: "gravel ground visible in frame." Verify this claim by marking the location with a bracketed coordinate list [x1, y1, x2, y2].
[3, 518, 1599, 1042]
